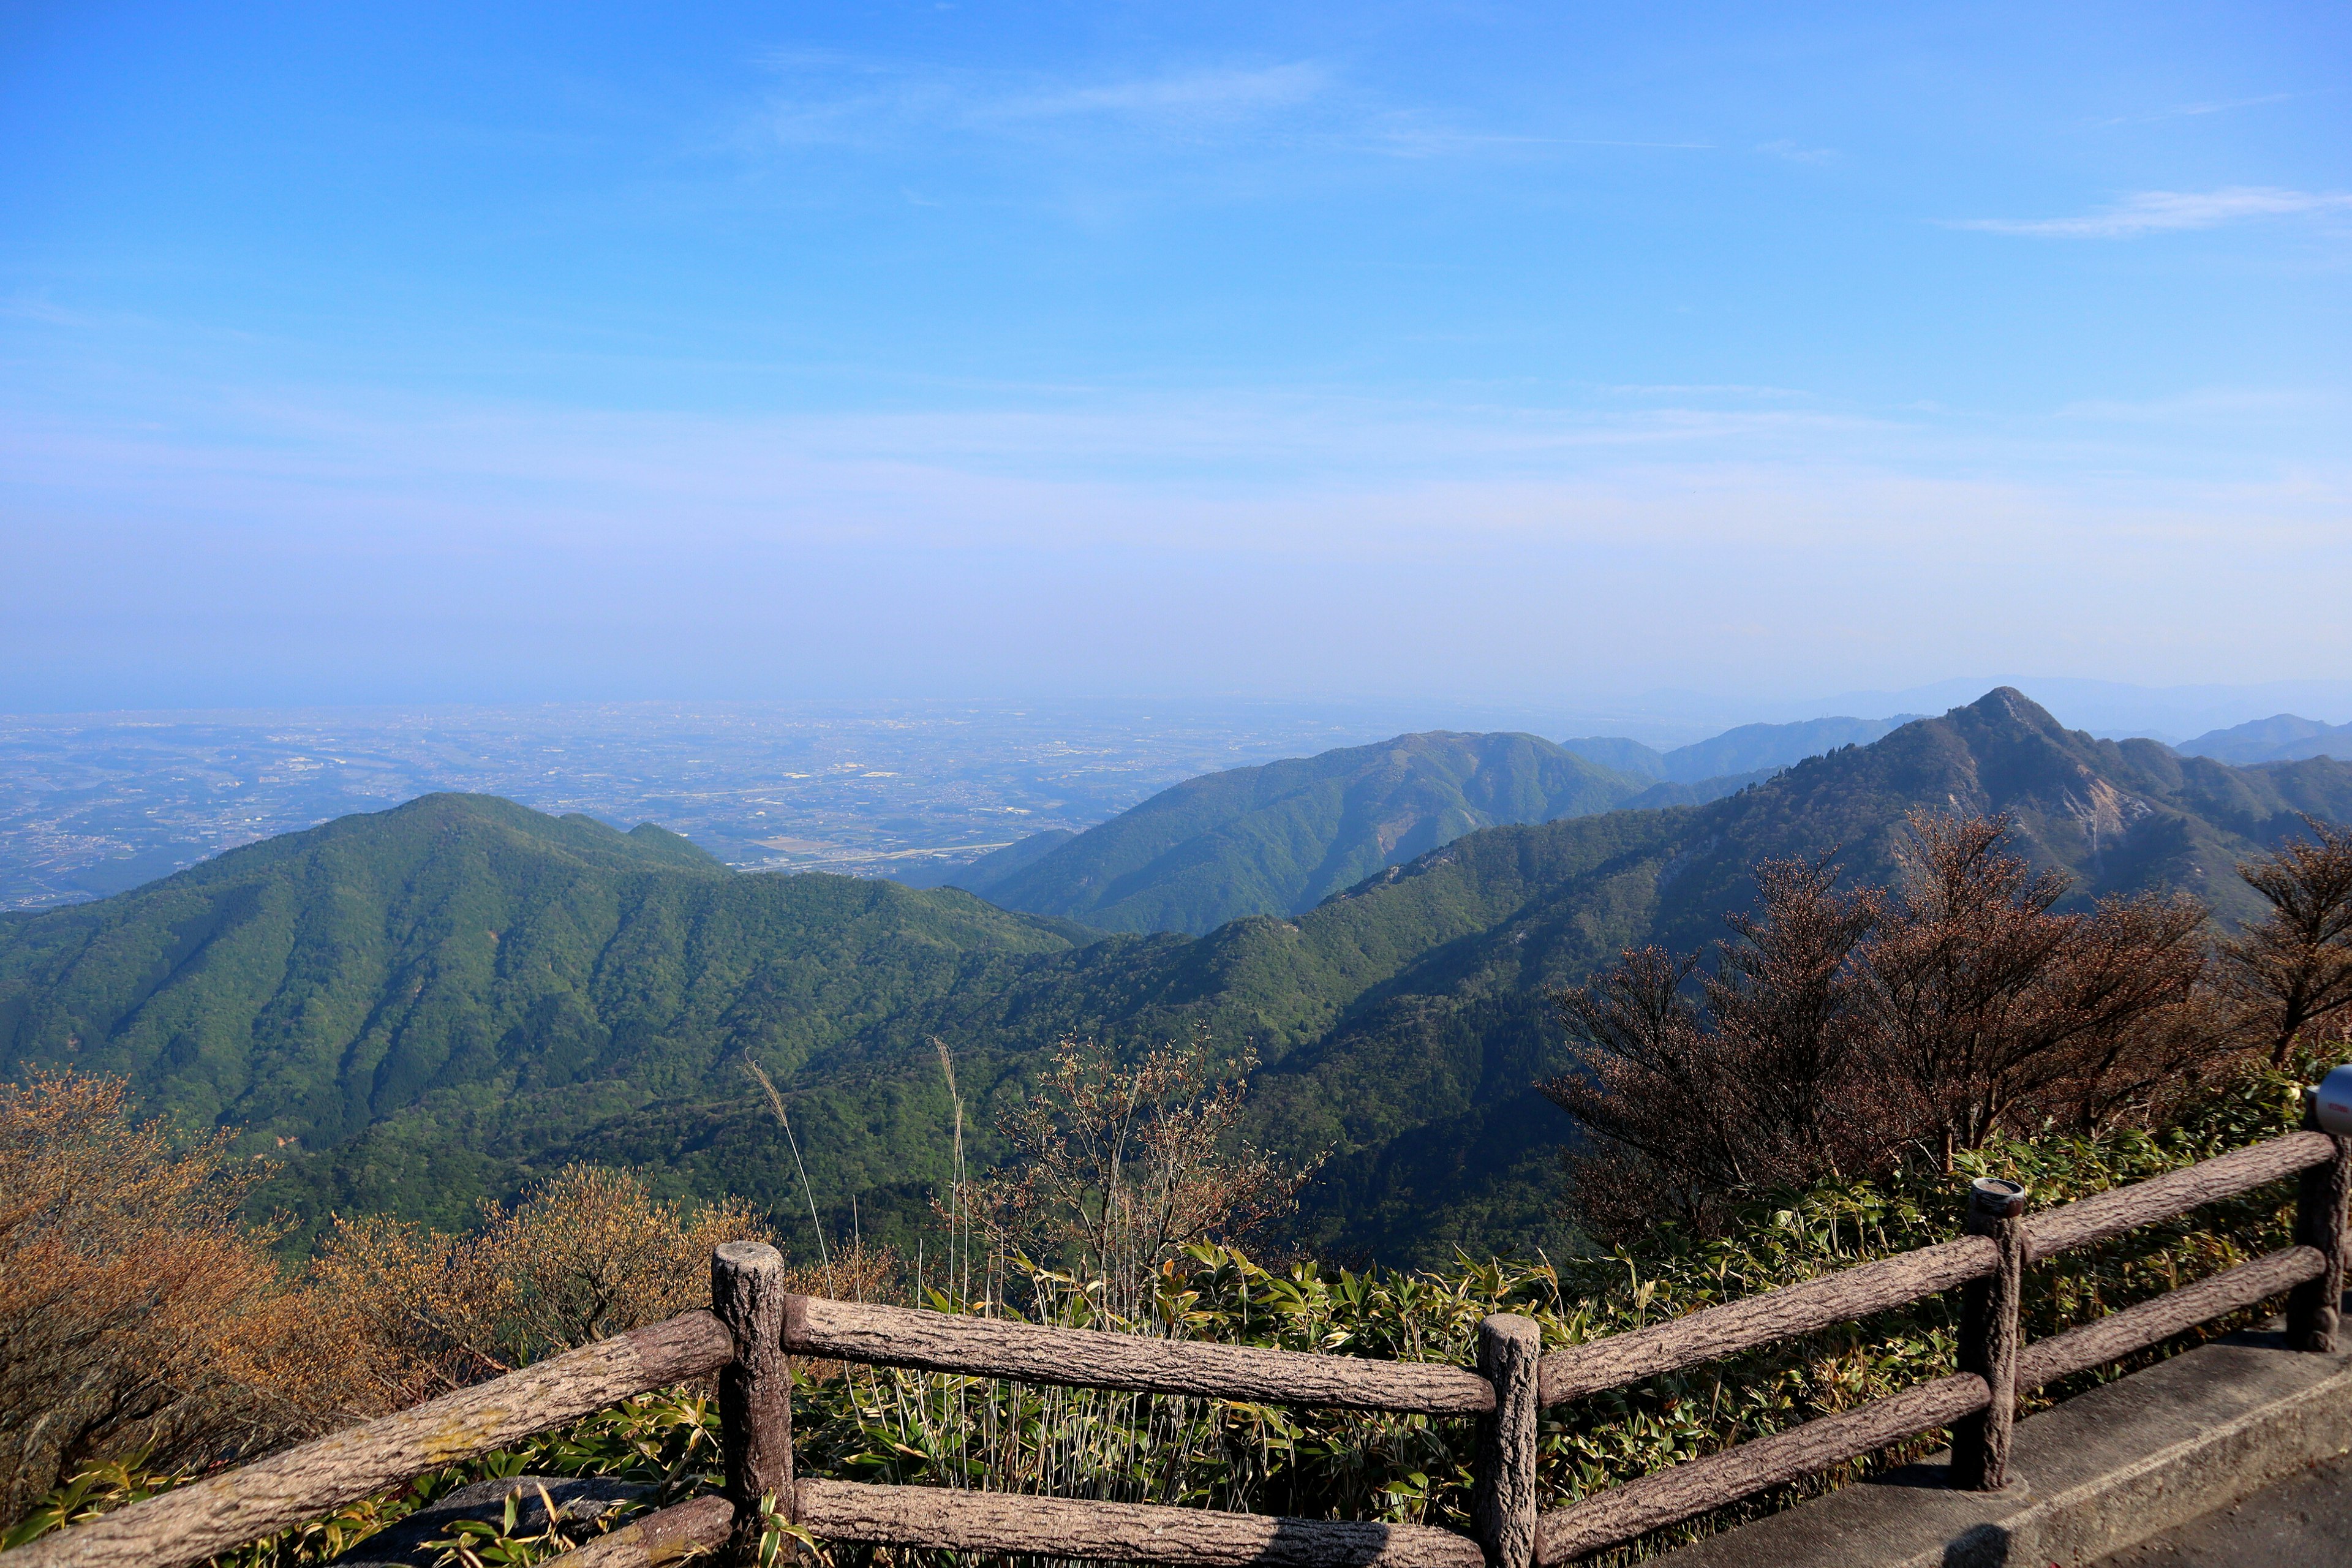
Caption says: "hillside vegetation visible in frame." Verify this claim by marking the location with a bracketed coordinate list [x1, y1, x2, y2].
[7, 1043, 2332, 1562]
[963, 729, 1655, 935]
[3, 691, 2350, 1265]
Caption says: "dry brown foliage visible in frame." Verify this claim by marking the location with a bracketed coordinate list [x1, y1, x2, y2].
[965, 1030, 1324, 1281]
[313, 1164, 774, 1395]
[1545, 813, 2231, 1240]
[1865, 812, 2211, 1159]
[0, 1071, 395, 1530]
[2219, 816, 2352, 1064]
[1543, 858, 1898, 1237]
[2, 1071, 800, 1529]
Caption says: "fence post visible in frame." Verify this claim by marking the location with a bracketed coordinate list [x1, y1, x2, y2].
[1473, 1313, 1542, 1568]
[1950, 1176, 2027, 1491]
[2289, 1097, 2352, 1353]
[714, 1242, 795, 1566]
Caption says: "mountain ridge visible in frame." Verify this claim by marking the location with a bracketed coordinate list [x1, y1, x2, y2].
[967, 729, 1653, 935]
[1561, 714, 1922, 783]
[4, 691, 2349, 1265]
[2175, 713, 2352, 766]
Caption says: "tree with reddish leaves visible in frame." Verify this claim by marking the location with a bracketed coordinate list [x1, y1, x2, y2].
[1544, 813, 2222, 1240]
[1542, 856, 1891, 1237]
[1860, 812, 2208, 1169]
[1706, 856, 1890, 1183]
[2218, 818, 2352, 1066]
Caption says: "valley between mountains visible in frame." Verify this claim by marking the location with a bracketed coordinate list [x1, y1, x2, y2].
[4, 689, 2348, 1267]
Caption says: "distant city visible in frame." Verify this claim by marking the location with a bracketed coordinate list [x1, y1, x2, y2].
[0, 701, 1419, 910]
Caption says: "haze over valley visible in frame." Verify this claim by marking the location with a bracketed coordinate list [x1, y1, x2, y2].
[9, 680, 2348, 917]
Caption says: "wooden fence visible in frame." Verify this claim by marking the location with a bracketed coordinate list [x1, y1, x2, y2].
[18, 1111, 2351, 1568]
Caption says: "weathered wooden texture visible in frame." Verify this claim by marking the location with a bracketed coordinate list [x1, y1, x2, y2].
[2023, 1130, 2334, 1261]
[2287, 1120, 2352, 1352]
[1536, 1238, 1997, 1406]
[557, 1494, 734, 1566]
[785, 1294, 1496, 1414]
[1950, 1179, 2028, 1490]
[714, 1242, 794, 1565]
[6, 1310, 732, 1568]
[794, 1478, 1486, 1568]
[1532, 1374, 1991, 1564]
[1473, 1314, 1543, 1568]
[2016, 1245, 2328, 1391]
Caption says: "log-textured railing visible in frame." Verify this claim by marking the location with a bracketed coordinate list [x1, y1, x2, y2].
[16, 1113, 2350, 1568]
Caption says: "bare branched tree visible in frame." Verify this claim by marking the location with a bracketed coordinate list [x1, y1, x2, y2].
[1540, 946, 1722, 1235]
[1862, 813, 2207, 1166]
[1542, 860, 1891, 1238]
[2218, 817, 2352, 1065]
[967, 1028, 1322, 1293]
[1545, 815, 2230, 1239]
[1705, 855, 1890, 1182]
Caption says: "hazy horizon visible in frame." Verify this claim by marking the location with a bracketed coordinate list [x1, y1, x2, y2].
[5, 676, 2350, 744]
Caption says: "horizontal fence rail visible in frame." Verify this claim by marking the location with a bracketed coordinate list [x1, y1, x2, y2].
[1536, 1237, 2000, 1405]
[9, 1313, 733, 1568]
[2022, 1131, 2335, 1261]
[20, 1115, 2351, 1568]
[2016, 1245, 2326, 1390]
[1535, 1375, 1993, 1566]
[786, 1294, 1498, 1414]
[795, 1479, 1490, 1568]
[556, 1481, 1490, 1568]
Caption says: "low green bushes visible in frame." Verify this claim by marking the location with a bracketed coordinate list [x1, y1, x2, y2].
[10, 1055, 2318, 1566]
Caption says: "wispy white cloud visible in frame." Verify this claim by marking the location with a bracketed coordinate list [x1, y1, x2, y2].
[999, 63, 1328, 123]
[752, 56, 1334, 150]
[745, 51, 1705, 168]
[1756, 139, 1835, 164]
[1948, 186, 2352, 238]
[2085, 92, 2293, 128]
[2056, 386, 2339, 423]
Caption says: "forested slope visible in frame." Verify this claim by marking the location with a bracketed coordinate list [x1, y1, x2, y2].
[4, 692, 2349, 1265]
[970, 730, 1649, 934]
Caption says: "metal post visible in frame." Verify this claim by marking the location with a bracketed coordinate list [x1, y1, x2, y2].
[714, 1241, 794, 1566]
[2288, 1095, 2352, 1353]
[1473, 1313, 1542, 1568]
[1950, 1176, 2027, 1490]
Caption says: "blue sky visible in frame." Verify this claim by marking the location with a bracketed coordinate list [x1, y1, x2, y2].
[2, 2, 2346, 714]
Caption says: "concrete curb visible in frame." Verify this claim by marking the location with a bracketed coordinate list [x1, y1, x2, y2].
[1645, 1322, 2352, 1567]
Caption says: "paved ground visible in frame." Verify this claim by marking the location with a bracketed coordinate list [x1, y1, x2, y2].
[2089, 1451, 2352, 1566]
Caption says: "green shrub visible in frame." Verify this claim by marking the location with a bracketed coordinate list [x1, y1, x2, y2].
[7, 1057, 2319, 1566]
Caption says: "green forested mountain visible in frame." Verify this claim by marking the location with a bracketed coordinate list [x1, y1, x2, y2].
[4, 692, 2349, 1267]
[967, 730, 1651, 935]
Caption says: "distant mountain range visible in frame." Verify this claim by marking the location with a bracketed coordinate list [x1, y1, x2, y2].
[2173, 714, 2352, 766]
[944, 717, 1919, 935]
[951, 732, 1640, 935]
[4, 690, 2348, 1266]
[1562, 714, 1923, 783]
